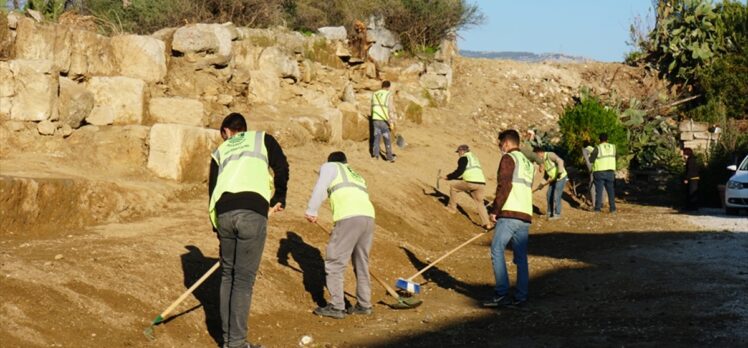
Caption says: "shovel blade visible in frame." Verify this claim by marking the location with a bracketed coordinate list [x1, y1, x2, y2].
[395, 135, 406, 148]
[387, 297, 423, 309]
[395, 278, 420, 294]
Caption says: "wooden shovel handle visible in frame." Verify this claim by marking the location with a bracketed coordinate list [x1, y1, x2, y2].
[159, 261, 220, 319]
[159, 206, 281, 320]
[407, 232, 487, 281]
[370, 271, 402, 299]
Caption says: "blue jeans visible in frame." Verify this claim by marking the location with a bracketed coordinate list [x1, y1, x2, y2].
[546, 177, 568, 217]
[216, 210, 267, 348]
[491, 218, 530, 301]
[371, 120, 393, 160]
[593, 170, 616, 212]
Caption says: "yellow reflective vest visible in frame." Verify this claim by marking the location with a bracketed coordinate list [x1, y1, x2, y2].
[501, 151, 534, 216]
[371, 89, 391, 121]
[460, 152, 486, 183]
[327, 163, 375, 222]
[592, 143, 616, 172]
[209, 131, 272, 228]
[543, 152, 567, 180]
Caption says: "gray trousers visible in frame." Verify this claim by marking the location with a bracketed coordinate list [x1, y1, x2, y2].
[217, 210, 267, 348]
[371, 120, 393, 160]
[325, 216, 375, 310]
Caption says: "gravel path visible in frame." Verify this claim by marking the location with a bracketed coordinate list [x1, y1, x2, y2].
[685, 208, 748, 233]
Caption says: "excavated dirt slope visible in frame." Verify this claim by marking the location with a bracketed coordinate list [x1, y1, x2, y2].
[1, 56, 746, 348]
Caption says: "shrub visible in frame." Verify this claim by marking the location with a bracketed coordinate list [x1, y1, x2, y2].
[695, 42, 748, 120]
[558, 95, 629, 170]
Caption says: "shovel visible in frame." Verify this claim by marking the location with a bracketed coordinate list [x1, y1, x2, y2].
[144, 204, 282, 339]
[313, 222, 420, 309]
[395, 230, 489, 294]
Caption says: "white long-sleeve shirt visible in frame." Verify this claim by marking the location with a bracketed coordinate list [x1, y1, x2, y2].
[305, 162, 339, 217]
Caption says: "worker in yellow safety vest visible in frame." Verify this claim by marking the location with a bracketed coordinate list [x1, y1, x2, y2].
[208, 113, 289, 348]
[483, 129, 534, 309]
[305, 151, 375, 319]
[442, 144, 492, 229]
[370, 80, 397, 162]
[533, 147, 568, 220]
[590, 133, 617, 213]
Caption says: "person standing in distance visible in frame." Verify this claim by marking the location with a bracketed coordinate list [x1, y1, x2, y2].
[305, 151, 376, 319]
[208, 113, 289, 348]
[484, 129, 534, 308]
[370, 80, 397, 162]
[590, 133, 617, 213]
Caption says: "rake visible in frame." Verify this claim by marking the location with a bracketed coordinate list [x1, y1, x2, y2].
[144, 204, 281, 339]
[395, 230, 489, 294]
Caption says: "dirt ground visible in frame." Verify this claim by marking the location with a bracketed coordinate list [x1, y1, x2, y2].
[1, 57, 747, 348]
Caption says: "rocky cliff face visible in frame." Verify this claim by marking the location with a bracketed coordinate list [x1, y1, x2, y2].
[0, 12, 457, 182]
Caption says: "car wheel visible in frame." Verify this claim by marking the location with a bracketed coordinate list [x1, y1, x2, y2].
[725, 207, 739, 216]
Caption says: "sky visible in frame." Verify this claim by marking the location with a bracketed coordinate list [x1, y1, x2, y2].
[459, 0, 655, 62]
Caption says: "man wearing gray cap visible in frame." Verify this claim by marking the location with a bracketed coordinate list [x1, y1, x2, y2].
[441, 144, 492, 229]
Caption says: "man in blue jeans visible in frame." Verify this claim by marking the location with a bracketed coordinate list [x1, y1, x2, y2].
[590, 133, 617, 213]
[533, 147, 568, 220]
[483, 129, 534, 308]
[208, 113, 289, 348]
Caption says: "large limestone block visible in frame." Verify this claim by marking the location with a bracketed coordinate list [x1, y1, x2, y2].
[69, 30, 119, 77]
[87, 76, 145, 125]
[259, 46, 300, 82]
[0, 61, 13, 97]
[58, 77, 94, 128]
[172, 23, 233, 66]
[147, 123, 222, 182]
[111, 35, 167, 83]
[321, 108, 343, 144]
[9, 59, 58, 122]
[318, 26, 347, 41]
[420, 73, 449, 90]
[427, 62, 451, 75]
[149, 97, 205, 127]
[13, 18, 56, 61]
[339, 102, 368, 141]
[248, 69, 280, 104]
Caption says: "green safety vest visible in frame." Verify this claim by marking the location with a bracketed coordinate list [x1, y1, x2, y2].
[543, 152, 567, 180]
[327, 163, 375, 222]
[501, 151, 534, 216]
[209, 131, 272, 228]
[592, 143, 616, 172]
[371, 89, 391, 121]
[460, 152, 486, 183]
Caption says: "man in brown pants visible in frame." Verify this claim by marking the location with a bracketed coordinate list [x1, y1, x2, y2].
[442, 144, 492, 229]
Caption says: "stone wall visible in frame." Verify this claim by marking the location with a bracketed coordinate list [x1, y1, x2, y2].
[679, 119, 720, 153]
[0, 11, 456, 182]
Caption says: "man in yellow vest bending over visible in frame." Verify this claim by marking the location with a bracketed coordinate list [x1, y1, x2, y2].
[305, 151, 376, 319]
[484, 129, 533, 309]
[208, 113, 289, 348]
[590, 133, 617, 213]
[442, 144, 492, 229]
[370, 80, 397, 162]
[533, 147, 568, 220]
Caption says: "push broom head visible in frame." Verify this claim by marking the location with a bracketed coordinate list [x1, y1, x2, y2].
[395, 278, 420, 294]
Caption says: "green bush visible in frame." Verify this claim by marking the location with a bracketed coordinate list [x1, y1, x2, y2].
[558, 96, 629, 170]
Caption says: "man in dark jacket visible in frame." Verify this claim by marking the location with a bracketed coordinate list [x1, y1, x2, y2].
[208, 113, 289, 348]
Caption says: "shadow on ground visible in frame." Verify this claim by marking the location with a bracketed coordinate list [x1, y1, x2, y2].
[370, 230, 748, 347]
[179, 245, 222, 346]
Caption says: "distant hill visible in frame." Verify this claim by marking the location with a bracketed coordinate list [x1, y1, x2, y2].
[460, 50, 589, 63]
